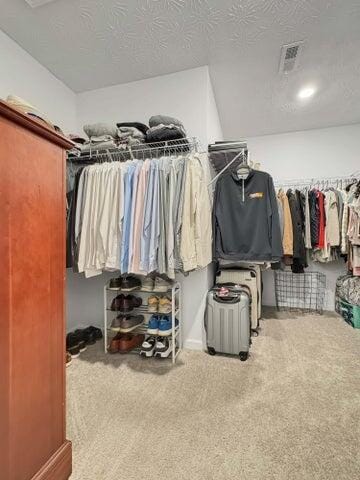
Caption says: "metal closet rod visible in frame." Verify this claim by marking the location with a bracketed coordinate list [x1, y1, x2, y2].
[67, 136, 201, 161]
[275, 172, 359, 188]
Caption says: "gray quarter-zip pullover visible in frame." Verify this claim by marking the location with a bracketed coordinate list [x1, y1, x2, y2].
[213, 169, 283, 262]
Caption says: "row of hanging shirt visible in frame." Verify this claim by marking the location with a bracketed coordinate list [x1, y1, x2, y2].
[275, 176, 360, 273]
[66, 150, 213, 279]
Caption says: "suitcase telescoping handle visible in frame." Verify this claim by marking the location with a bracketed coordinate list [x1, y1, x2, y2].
[213, 284, 251, 304]
[213, 294, 240, 304]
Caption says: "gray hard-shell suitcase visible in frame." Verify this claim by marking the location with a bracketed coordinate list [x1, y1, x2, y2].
[205, 285, 251, 361]
[216, 268, 261, 331]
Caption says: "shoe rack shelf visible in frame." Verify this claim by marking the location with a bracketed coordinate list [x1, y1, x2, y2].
[103, 282, 182, 364]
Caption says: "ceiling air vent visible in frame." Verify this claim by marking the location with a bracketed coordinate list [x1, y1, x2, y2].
[24, 0, 57, 7]
[279, 41, 304, 74]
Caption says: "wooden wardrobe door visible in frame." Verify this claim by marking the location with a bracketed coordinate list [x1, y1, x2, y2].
[0, 102, 73, 480]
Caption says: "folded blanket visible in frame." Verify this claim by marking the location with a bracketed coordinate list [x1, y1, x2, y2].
[116, 122, 149, 135]
[85, 135, 115, 143]
[81, 139, 118, 152]
[83, 123, 118, 139]
[118, 126, 145, 141]
[149, 115, 184, 129]
[146, 124, 186, 143]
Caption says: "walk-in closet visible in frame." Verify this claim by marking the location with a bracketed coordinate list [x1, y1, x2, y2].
[1, 2, 359, 480]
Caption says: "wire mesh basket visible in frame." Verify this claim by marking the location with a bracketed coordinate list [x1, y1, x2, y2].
[274, 271, 326, 314]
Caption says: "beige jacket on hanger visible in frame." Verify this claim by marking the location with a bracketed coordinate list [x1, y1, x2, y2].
[325, 190, 340, 247]
[180, 153, 212, 271]
[277, 190, 294, 256]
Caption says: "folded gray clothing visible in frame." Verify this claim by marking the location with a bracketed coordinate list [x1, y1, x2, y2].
[116, 122, 149, 135]
[85, 135, 115, 143]
[83, 123, 118, 139]
[150, 123, 186, 136]
[149, 115, 184, 129]
[146, 124, 186, 143]
[127, 137, 142, 146]
[119, 137, 143, 147]
[118, 126, 145, 140]
[80, 139, 117, 152]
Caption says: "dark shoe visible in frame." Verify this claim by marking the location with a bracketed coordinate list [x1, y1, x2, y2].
[122, 294, 142, 311]
[66, 332, 86, 354]
[110, 316, 123, 332]
[84, 330, 97, 345]
[109, 277, 122, 290]
[118, 333, 145, 353]
[73, 329, 92, 348]
[66, 335, 81, 358]
[84, 326, 103, 341]
[111, 294, 142, 312]
[121, 275, 141, 291]
[118, 315, 144, 333]
[110, 294, 125, 311]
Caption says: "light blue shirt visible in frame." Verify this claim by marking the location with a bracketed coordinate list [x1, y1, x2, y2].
[127, 161, 142, 269]
[140, 160, 156, 272]
[120, 162, 137, 273]
[148, 159, 160, 272]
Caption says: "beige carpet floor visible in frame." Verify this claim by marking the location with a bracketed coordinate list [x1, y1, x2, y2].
[67, 310, 360, 480]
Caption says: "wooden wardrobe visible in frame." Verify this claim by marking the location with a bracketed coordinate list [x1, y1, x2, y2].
[0, 101, 73, 480]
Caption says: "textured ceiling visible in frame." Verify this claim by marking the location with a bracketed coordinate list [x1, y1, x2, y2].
[1, 0, 360, 136]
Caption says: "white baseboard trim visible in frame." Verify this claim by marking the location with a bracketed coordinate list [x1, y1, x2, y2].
[183, 338, 204, 351]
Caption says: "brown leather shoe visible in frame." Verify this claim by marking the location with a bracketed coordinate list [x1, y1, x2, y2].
[108, 333, 121, 354]
[121, 295, 142, 312]
[110, 294, 125, 311]
[118, 333, 145, 353]
[111, 294, 142, 312]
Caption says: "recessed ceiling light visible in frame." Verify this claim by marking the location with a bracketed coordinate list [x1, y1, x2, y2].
[298, 86, 316, 99]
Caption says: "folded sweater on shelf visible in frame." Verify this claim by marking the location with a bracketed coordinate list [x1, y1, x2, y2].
[83, 123, 118, 139]
[116, 122, 149, 135]
[146, 124, 186, 143]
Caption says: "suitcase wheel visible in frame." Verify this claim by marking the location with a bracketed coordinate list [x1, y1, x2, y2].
[207, 347, 216, 356]
[239, 352, 249, 361]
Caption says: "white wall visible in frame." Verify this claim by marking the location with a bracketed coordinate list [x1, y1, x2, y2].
[247, 123, 360, 310]
[77, 66, 209, 147]
[206, 70, 223, 144]
[68, 66, 223, 351]
[0, 29, 76, 133]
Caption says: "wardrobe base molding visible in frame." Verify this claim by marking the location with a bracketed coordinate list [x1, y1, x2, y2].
[30, 441, 72, 480]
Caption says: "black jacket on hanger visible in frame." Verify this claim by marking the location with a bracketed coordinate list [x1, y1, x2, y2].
[287, 189, 307, 273]
[66, 167, 84, 270]
[308, 189, 320, 247]
[213, 169, 283, 262]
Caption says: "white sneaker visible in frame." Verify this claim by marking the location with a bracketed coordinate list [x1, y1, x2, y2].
[140, 336, 157, 357]
[154, 337, 173, 358]
[153, 276, 172, 292]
